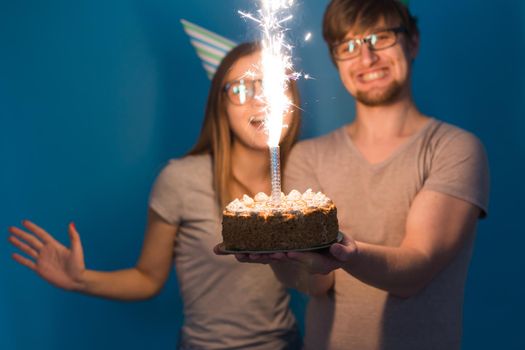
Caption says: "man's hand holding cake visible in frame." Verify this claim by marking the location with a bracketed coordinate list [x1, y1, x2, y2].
[234, 231, 359, 275]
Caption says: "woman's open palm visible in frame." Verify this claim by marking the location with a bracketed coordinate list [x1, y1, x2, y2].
[8, 220, 85, 291]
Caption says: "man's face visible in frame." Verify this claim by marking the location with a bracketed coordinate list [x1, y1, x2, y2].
[335, 18, 418, 106]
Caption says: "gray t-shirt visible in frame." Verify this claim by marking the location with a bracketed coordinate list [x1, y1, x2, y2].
[149, 154, 300, 350]
[284, 119, 489, 350]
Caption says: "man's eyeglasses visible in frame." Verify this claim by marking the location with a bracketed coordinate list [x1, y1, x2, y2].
[331, 26, 407, 61]
[223, 79, 263, 106]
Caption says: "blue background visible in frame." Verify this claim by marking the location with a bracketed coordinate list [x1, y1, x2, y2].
[1, 0, 524, 349]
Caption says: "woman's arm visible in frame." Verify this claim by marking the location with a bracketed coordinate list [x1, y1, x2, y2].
[270, 261, 334, 296]
[233, 252, 335, 296]
[8, 209, 177, 301]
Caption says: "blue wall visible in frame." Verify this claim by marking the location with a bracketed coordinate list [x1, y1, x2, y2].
[1, 0, 523, 349]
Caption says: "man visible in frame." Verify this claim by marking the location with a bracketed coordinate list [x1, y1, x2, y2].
[238, 0, 489, 349]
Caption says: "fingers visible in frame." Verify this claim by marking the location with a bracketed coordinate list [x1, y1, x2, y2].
[247, 253, 275, 264]
[213, 244, 227, 255]
[329, 232, 358, 262]
[286, 251, 315, 262]
[283, 252, 316, 269]
[22, 220, 56, 244]
[11, 253, 37, 270]
[68, 222, 85, 268]
[340, 232, 354, 246]
[234, 253, 277, 264]
[234, 253, 270, 263]
[68, 222, 82, 252]
[8, 226, 44, 251]
[8, 236, 39, 259]
[285, 251, 339, 275]
[234, 253, 251, 262]
[330, 244, 353, 261]
[268, 252, 287, 260]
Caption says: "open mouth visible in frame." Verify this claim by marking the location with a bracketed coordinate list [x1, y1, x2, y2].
[249, 115, 265, 129]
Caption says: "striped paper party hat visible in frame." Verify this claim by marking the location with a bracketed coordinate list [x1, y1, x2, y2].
[181, 19, 237, 79]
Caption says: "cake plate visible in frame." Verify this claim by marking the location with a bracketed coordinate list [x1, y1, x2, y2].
[215, 231, 344, 255]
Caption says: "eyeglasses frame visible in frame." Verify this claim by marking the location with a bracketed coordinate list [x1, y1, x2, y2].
[331, 26, 408, 61]
[222, 78, 263, 106]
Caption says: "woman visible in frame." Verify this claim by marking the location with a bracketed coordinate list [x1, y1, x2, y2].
[8, 42, 302, 350]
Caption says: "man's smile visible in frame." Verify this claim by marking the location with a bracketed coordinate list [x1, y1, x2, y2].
[357, 68, 389, 83]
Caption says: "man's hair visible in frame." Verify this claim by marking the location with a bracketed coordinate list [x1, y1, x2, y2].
[323, 0, 419, 62]
[188, 42, 301, 208]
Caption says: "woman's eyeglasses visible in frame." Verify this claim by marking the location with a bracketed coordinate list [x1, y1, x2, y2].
[223, 79, 263, 105]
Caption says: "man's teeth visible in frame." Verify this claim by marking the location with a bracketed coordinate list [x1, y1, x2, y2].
[362, 70, 386, 82]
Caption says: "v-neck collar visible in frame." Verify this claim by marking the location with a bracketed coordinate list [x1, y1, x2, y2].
[341, 118, 436, 171]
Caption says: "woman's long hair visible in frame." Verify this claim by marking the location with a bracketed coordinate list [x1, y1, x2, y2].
[188, 42, 301, 208]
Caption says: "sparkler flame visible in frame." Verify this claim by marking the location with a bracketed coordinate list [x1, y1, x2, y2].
[241, 0, 296, 205]
[240, 0, 295, 148]
[260, 0, 294, 148]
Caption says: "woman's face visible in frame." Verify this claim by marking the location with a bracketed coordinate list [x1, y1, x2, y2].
[224, 51, 294, 151]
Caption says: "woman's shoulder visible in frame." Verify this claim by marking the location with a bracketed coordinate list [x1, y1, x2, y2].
[162, 153, 212, 173]
[155, 153, 212, 186]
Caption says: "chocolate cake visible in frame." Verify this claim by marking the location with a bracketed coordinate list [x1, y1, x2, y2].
[221, 189, 339, 251]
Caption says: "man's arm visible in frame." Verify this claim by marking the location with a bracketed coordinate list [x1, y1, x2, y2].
[288, 189, 480, 298]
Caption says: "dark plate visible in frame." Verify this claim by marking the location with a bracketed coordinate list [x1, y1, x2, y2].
[215, 231, 344, 255]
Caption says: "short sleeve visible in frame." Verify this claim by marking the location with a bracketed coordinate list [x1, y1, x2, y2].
[284, 140, 322, 193]
[149, 160, 184, 226]
[423, 131, 490, 218]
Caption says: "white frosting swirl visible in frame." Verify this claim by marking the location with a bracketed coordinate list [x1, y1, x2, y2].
[225, 189, 333, 214]
[226, 198, 248, 212]
[302, 188, 314, 201]
[287, 189, 302, 201]
[254, 192, 269, 202]
[242, 194, 254, 206]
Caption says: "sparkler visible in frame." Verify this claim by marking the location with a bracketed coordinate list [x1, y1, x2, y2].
[240, 0, 296, 206]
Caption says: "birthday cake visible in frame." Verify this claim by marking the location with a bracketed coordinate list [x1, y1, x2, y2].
[221, 189, 339, 251]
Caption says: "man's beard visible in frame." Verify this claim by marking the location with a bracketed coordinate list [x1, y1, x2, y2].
[355, 80, 403, 106]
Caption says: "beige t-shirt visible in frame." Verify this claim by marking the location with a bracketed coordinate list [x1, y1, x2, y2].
[149, 154, 300, 350]
[284, 119, 489, 350]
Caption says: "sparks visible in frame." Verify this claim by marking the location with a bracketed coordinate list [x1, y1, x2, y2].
[241, 0, 297, 205]
[304, 32, 312, 41]
[258, 0, 295, 147]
